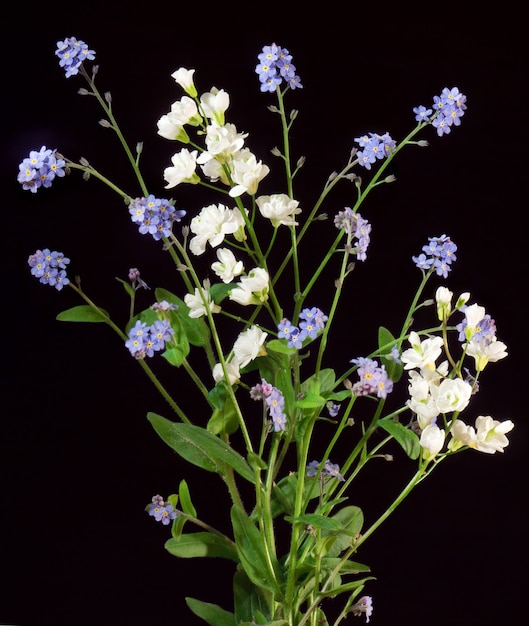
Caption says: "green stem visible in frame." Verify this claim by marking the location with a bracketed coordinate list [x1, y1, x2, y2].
[67, 282, 189, 422]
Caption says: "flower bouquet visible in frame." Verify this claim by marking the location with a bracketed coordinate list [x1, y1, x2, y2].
[19, 37, 514, 626]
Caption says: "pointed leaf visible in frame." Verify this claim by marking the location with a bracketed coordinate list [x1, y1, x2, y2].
[233, 569, 271, 625]
[56, 305, 108, 322]
[147, 413, 254, 484]
[178, 479, 196, 518]
[378, 418, 420, 459]
[185, 597, 236, 626]
[378, 326, 403, 382]
[165, 532, 238, 561]
[231, 505, 281, 594]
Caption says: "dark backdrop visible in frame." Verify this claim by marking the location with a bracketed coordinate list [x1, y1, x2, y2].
[2, 5, 527, 626]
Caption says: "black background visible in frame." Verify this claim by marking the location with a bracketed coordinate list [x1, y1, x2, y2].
[2, 5, 527, 626]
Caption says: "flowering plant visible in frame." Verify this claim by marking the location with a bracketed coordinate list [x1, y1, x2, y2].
[20, 37, 514, 626]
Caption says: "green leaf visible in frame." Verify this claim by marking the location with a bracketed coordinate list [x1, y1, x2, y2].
[294, 391, 326, 409]
[285, 513, 357, 536]
[207, 382, 240, 435]
[165, 532, 238, 561]
[209, 282, 233, 304]
[155, 287, 210, 346]
[147, 413, 255, 484]
[178, 479, 196, 518]
[321, 506, 364, 557]
[317, 576, 375, 598]
[233, 569, 270, 625]
[115, 276, 136, 298]
[185, 597, 236, 626]
[265, 338, 298, 357]
[378, 418, 420, 459]
[56, 305, 108, 322]
[378, 326, 403, 382]
[231, 505, 281, 594]
[161, 346, 187, 367]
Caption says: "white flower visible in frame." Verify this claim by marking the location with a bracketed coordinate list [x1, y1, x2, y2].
[211, 248, 244, 283]
[400, 331, 444, 371]
[433, 378, 473, 414]
[420, 423, 445, 461]
[163, 148, 200, 188]
[200, 157, 229, 185]
[455, 291, 471, 310]
[462, 302, 486, 341]
[256, 193, 302, 227]
[156, 114, 190, 142]
[449, 415, 514, 453]
[448, 418, 478, 451]
[197, 123, 248, 164]
[466, 338, 508, 371]
[212, 361, 240, 385]
[474, 415, 514, 453]
[435, 285, 452, 321]
[200, 87, 230, 126]
[232, 325, 268, 368]
[184, 286, 221, 318]
[189, 203, 245, 255]
[171, 67, 197, 97]
[229, 267, 269, 306]
[407, 374, 440, 429]
[228, 149, 270, 197]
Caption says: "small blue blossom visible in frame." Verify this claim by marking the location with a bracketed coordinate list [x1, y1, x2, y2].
[146, 495, 177, 525]
[350, 356, 393, 399]
[256, 43, 302, 92]
[456, 310, 497, 345]
[18, 146, 66, 193]
[415, 87, 467, 137]
[355, 132, 396, 170]
[128, 195, 186, 240]
[55, 37, 96, 78]
[125, 319, 175, 359]
[250, 378, 287, 432]
[334, 208, 372, 261]
[413, 105, 433, 122]
[412, 235, 457, 276]
[28, 248, 71, 290]
[306, 459, 345, 481]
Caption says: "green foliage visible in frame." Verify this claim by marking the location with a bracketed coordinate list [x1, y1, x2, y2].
[56, 305, 108, 322]
[147, 413, 255, 484]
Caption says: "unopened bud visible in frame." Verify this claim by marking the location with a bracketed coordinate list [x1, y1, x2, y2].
[77, 88, 90, 96]
[384, 174, 396, 183]
[271, 146, 282, 157]
[384, 454, 394, 462]
[418, 140, 429, 147]
[290, 109, 299, 120]
[136, 142, 144, 155]
[296, 155, 306, 168]
[104, 91, 112, 103]
[99, 119, 112, 128]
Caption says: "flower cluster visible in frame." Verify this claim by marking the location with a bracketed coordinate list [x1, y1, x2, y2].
[255, 43, 302, 92]
[278, 307, 328, 349]
[17, 146, 65, 193]
[125, 319, 174, 359]
[55, 36, 96, 78]
[306, 459, 345, 482]
[334, 208, 372, 261]
[146, 495, 178, 525]
[413, 86, 467, 136]
[27, 248, 70, 290]
[412, 234, 457, 278]
[128, 194, 186, 240]
[250, 379, 287, 432]
[354, 132, 396, 170]
[21, 36, 513, 626]
[350, 357, 393, 399]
